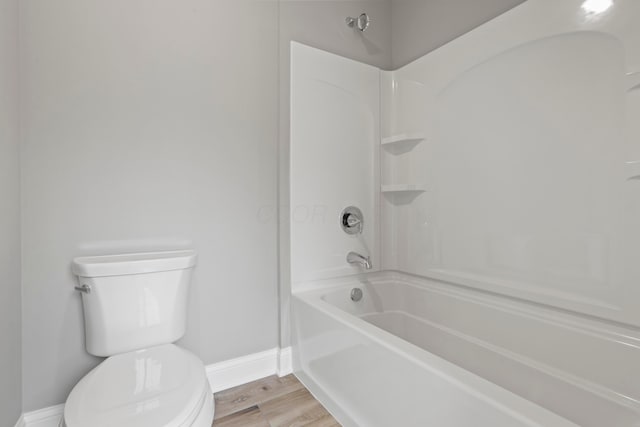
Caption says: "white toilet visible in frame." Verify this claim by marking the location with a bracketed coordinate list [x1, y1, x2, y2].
[61, 250, 214, 427]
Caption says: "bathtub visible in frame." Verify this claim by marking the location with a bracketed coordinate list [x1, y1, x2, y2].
[291, 272, 640, 427]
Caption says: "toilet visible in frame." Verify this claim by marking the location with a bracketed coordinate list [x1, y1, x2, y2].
[60, 250, 214, 427]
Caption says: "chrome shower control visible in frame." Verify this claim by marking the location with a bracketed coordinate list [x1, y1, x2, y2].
[340, 206, 364, 235]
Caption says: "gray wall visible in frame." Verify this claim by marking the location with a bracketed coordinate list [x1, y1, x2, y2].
[278, 0, 392, 347]
[14, 0, 530, 412]
[20, 0, 279, 411]
[391, 0, 526, 68]
[0, 0, 22, 422]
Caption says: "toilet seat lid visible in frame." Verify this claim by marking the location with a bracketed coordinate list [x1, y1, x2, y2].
[64, 344, 208, 427]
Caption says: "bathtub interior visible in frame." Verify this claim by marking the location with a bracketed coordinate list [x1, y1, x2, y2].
[293, 281, 579, 427]
[309, 273, 640, 426]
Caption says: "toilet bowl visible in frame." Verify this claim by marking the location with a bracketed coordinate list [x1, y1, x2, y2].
[61, 250, 214, 427]
[61, 345, 213, 427]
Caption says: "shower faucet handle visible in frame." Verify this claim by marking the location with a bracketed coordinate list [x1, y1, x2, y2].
[345, 214, 361, 229]
[340, 206, 364, 235]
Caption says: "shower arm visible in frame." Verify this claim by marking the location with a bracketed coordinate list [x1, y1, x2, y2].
[346, 13, 371, 32]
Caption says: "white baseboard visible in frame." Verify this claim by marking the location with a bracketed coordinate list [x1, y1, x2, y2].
[277, 346, 293, 377]
[14, 414, 26, 427]
[19, 404, 64, 427]
[206, 346, 292, 393]
[17, 346, 294, 427]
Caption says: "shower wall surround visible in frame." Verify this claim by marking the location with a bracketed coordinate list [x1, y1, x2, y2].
[290, 42, 381, 285]
[0, 0, 22, 422]
[290, 1, 640, 424]
[383, 0, 640, 327]
[278, 0, 392, 348]
[292, 0, 640, 327]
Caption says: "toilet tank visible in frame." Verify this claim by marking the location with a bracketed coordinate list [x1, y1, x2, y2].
[71, 250, 197, 357]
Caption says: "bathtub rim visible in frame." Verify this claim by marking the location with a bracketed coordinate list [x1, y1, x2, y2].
[292, 275, 580, 427]
[295, 270, 640, 346]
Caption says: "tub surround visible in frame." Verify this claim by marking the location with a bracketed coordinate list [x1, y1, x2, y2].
[290, 0, 640, 424]
[382, 0, 640, 328]
[292, 0, 640, 327]
[290, 41, 381, 286]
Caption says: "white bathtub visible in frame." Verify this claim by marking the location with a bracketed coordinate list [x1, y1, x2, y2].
[291, 272, 640, 426]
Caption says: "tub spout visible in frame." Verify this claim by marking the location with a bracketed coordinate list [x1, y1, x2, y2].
[347, 252, 372, 270]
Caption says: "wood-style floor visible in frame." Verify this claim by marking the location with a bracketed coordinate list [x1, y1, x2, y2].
[212, 375, 341, 427]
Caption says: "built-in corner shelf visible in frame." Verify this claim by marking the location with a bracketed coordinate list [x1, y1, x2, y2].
[381, 133, 425, 146]
[626, 161, 640, 181]
[627, 72, 640, 93]
[381, 133, 425, 154]
[382, 184, 427, 204]
[381, 184, 427, 194]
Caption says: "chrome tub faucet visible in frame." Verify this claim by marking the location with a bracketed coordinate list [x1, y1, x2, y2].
[347, 252, 372, 270]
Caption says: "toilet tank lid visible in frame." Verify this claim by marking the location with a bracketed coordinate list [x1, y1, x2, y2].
[72, 250, 197, 278]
